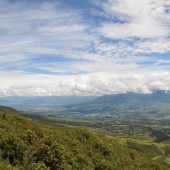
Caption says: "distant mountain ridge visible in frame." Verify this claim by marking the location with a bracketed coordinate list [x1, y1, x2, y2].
[64, 91, 170, 116]
[0, 90, 169, 108]
[0, 96, 97, 107]
[92, 90, 170, 104]
[1, 91, 170, 117]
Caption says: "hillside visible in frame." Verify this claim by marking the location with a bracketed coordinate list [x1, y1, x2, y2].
[0, 96, 97, 108]
[0, 106, 168, 170]
[60, 91, 170, 119]
[92, 91, 170, 104]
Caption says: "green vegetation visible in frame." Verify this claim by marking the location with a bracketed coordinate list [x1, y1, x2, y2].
[0, 106, 168, 170]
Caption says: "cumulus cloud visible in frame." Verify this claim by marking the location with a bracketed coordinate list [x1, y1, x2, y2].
[1, 71, 170, 96]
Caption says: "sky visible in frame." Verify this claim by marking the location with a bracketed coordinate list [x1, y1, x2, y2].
[1, 0, 170, 96]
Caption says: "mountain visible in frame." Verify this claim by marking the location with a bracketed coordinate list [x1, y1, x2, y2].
[63, 91, 170, 117]
[2, 91, 170, 115]
[20, 91, 170, 121]
[92, 90, 170, 104]
[0, 106, 168, 170]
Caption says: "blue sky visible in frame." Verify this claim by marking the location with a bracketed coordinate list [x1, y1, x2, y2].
[1, 0, 170, 96]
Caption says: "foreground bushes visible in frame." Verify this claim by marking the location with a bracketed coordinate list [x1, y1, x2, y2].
[0, 110, 167, 170]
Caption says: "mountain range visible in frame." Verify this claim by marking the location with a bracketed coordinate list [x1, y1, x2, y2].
[1, 91, 170, 119]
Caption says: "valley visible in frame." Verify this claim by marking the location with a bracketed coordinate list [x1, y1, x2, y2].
[17, 92, 170, 169]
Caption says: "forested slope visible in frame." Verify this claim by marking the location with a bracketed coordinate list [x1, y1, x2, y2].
[0, 106, 168, 170]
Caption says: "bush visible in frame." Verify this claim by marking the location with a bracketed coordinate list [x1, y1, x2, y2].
[0, 134, 25, 165]
[32, 161, 50, 170]
[33, 140, 68, 170]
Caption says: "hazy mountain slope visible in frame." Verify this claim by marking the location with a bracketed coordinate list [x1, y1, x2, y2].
[0, 96, 97, 107]
[0, 106, 167, 170]
[63, 91, 170, 117]
[0, 105, 21, 115]
[92, 91, 170, 104]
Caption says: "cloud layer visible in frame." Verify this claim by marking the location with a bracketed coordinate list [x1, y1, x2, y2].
[0, 0, 170, 96]
[1, 71, 170, 96]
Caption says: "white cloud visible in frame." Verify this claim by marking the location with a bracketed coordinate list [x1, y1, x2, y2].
[95, 38, 170, 57]
[1, 71, 170, 96]
[98, 0, 170, 39]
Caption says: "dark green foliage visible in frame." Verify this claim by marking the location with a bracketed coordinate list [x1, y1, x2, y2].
[32, 161, 50, 170]
[127, 141, 162, 157]
[0, 106, 168, 170]
[32, 140, 68, 170]
[0, 134, 25, 164]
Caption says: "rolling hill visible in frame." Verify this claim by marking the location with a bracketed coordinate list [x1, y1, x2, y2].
[0, 106, 168, 170]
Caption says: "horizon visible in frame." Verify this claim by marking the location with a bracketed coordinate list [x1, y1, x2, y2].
[1, 90, 170, 108]
[0, 89, 170, 98]
[1, 0, 170, 96]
